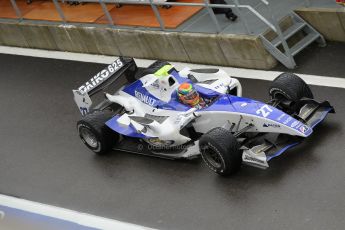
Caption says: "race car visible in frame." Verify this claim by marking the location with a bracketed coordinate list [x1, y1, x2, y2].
[73, 57, 334, 176]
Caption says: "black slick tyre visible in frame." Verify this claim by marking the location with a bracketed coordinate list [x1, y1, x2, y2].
[199, 127, 242, 176]
[269, 72, 313, 101]
[77, 111, 118, 155]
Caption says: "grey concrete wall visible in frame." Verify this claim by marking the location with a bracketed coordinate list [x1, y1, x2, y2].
[295, 7, 345, 42]
[0, 21, 277, 69]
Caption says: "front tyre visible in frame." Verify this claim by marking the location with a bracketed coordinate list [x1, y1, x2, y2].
[77, 111, 118, 155]
[199, 127, 242, 176]
[269, 72, 313, 102]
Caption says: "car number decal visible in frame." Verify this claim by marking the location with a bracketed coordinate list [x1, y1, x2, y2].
[256, 105, 273, 118]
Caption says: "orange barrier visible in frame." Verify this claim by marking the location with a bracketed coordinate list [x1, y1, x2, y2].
[0, 0, 41, 19]
[96, 0, 203, 28]
[24, 2, 115, 23]
[0, 0, 203, 28]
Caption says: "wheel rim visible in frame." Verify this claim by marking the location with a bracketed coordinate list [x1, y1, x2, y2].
[80, 127, 98, 148]
[202, 145, 223, 169]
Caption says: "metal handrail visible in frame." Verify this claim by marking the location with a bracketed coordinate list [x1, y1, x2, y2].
[7, 0, 312, 34]
[87, 0, 277, 33]
[6, 0, 313, 68]
[10, 0, 22, 20]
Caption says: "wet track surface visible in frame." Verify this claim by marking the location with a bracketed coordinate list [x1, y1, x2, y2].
[0, 54, 344, 230]
[274, 41, 345, 78]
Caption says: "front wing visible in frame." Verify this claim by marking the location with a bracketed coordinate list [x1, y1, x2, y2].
[242, 100, 334, 169]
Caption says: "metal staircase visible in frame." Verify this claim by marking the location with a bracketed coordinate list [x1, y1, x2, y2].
[260, 12, 326, 69]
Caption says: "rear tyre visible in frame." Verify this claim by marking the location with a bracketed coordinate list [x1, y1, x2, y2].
[77, 111, 119, 155]
[199, 127, 242, 176]
[269, 72, 313, 102]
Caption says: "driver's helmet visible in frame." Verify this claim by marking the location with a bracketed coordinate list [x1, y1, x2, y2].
[177, 82, 200, 107]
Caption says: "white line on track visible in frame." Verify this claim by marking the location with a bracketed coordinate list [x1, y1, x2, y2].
[0, 194, 155, 230]
[1, 46, 345, 89]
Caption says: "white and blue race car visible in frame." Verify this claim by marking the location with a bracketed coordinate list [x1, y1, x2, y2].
[73, 57, 334, 176]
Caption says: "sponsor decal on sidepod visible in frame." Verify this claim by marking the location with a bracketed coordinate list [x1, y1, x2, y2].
[135, 91, 157, 106]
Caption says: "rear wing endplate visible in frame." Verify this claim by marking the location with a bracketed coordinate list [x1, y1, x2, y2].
[72, 57, 137, 116]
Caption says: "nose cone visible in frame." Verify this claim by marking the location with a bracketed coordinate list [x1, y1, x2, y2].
[205, 95, 313, 137]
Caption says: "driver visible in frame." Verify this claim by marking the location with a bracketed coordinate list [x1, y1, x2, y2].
[177, 82, 206, 109]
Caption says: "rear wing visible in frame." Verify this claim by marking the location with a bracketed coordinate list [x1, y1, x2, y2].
[72, 57, 137, 116]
